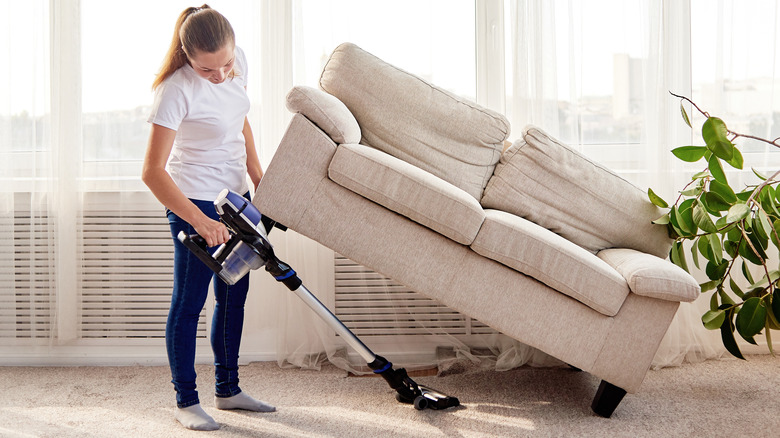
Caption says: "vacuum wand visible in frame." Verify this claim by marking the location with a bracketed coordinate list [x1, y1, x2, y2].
[177, 189, 459, 411]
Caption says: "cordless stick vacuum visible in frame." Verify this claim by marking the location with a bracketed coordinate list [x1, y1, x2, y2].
[178, 189, 459, 411]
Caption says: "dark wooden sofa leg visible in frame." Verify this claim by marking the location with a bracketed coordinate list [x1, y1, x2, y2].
[591, 380, 627, 418]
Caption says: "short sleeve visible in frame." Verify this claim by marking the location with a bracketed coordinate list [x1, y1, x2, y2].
[233, 46, 248, 88]
[147, 81, 187, 131]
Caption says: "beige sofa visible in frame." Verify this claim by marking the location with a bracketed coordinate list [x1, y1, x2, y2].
[254, 43, 700, 417]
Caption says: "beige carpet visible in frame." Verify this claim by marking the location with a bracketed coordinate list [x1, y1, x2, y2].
[0, 355, 777, 437]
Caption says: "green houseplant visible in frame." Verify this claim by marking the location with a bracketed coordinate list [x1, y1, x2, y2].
[649, 93, 780, 359]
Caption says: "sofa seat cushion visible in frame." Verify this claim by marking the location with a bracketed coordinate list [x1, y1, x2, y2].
[597, 248, 700, 302]
[329, 143, 486, 245]
[481, 126, 671, 258]
[320, 42, 510, 201]
[471, 209, 630, 316]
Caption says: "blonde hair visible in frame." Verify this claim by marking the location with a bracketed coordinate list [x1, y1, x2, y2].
[152, 4, 236, 90]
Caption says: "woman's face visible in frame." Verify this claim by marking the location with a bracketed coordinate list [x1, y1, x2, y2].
[187, 45, 235, 84]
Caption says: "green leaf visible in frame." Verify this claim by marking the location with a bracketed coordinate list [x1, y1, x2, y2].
[702, 309, 726, 330]
[668, 210, 685, 238]
[681, 185, 703, 197]
[726, 147, 744, 169]
[672, 146, 707, 162]
[700, 279, 720, 293]
[742, 260, 755, 284]
[693, 203, 718, 233]
[720, 307, 745, 360]
[729, 277, 745, 299]
[774, 290, 780, 325]
[702, 117, 734, 160]
[726, 203, 750, 223]
[753, 270, 780, 289]
[708, 233, 723, 262]
[753, 167, 769, 181]
[703, 191, 731, 212]
[652, 213, 671, 225]
[681, 102, 692, 128]
[724, 239, 739, 258]
[739, 236, 765, 265]
[747, 231, 768, 261]
[736, 190, 753, 202]
[709, 180, 738, 203]
[710, 289, 720, 310]
[736, 297, 767, 342]
[692, 170, 710, 180]
[708, 154, 728, 185]
[705, 259, 729, 281]
[677, 199, 697, 235]
[647, 188, 669, 208]
[720, 288, 736, 306]
[768, 290, 780, 330]
[771, 219, 780, 249]
[698, 233, 716, 264]
[757, 209, 772, 242]
[691, 238, 701, 269]
[670, 241, 689, 273]
[764, 186, 780, 217]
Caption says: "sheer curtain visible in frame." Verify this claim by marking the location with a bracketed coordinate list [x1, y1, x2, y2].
[504, 0, 728, 368]
[1, 1, 55, 346]
[5, 0, 776, 368]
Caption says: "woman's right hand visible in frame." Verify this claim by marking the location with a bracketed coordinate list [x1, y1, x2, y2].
[193, 216, 231, 247]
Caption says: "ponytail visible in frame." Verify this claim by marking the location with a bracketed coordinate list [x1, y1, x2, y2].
[152, 4, 236, 90]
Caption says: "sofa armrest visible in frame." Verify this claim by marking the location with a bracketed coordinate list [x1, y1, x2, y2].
[597, 248, 700, 302]
[285, 85, 361, 144]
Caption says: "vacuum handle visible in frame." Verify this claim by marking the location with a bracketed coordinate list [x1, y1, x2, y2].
[177, 231, 224, 274]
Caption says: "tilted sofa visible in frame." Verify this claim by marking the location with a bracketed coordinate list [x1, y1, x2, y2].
[254, 43, 700, 417]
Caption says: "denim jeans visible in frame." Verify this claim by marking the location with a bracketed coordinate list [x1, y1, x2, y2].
[166, 194, 251, 408]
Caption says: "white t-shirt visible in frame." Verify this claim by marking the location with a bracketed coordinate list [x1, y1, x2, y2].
[148, 46, 251, 201]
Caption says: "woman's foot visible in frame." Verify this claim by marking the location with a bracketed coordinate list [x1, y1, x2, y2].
[215, 392, 276, 412]
[175, 404, 219, 431]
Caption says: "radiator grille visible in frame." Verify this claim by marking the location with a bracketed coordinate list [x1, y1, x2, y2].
[1, 198, 54, 339]
[79, 194, 206, 339]
[1, 192, 207, 341]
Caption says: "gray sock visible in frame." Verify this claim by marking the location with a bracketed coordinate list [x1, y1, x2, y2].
[174, 404, 219, 431]
[215, 392, 276, 412]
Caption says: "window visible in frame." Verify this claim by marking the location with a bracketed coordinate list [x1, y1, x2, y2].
[295, 0, 476, 99]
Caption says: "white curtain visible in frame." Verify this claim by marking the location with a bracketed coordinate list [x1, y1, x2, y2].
[1, 0, 56, 345]
[5, 0, 777, 368]
[503, 0, 729, 368]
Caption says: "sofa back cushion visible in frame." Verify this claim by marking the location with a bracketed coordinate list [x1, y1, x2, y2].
[319, 42, 510, 201]
[481, 126, 672, 258]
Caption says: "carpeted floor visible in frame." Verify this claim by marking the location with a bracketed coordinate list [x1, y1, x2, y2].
[0, 355, 777, 437]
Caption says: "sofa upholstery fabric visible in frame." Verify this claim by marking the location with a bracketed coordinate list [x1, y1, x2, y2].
[285, 85, 362, 144]
[329, 143, 486, 245]
[320, 42, 510, 201]
[597, 248, 700, 302]
[481, 126, 672, 258]
[472, 209, 630, 316]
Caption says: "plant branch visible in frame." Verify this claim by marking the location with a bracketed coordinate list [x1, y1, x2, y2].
[731, 132, 780, 150]
[670, 92, 710, 118]
[746, 169, 780, 205]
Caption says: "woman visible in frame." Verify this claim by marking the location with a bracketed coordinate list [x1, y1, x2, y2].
[142, 4, 274, 431]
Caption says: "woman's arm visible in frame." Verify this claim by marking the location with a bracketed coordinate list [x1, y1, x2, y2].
[243, 117, 263, 191]
[142, 123, 230, 247]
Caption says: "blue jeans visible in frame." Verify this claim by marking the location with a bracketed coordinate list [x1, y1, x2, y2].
[166, 194, 251, 408]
